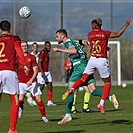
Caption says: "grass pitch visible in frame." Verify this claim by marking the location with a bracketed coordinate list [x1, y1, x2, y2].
[0, 85, 132, 133]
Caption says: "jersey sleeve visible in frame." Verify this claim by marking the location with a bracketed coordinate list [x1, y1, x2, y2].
[39, 50, 45, 59]
[104, 30, 111, 38]
[64, 41, 74, 49]
[14, 36, 27, 66]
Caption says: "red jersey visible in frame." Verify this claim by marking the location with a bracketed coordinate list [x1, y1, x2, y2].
[0, 34, 26, 71]
[88, 28, 111, 58]
[63, 59, 72, 72]
[38, 49, 49, 72]
[17, 53, 38, 83]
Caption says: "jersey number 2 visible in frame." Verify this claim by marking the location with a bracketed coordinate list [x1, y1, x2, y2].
[0, 42, 6, 57]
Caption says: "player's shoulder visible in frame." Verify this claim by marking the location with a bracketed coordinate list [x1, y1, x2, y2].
[65, 39, 75, 47]
[40, 49, 46, 54]
[27, 53, 36, 61]
[28, 53, 35, 58]
[13, 35, 21, 42]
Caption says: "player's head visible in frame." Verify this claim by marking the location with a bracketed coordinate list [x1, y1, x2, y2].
[44, 41, 51, 52]
[0, 20, 11, 32]
[21, 40, 28, 53]
[32, 42, 38, 52]
[91, 17, 102, 29]
[56, 29, 68, 44]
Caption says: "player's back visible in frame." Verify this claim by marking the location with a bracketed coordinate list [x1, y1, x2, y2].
[0, 34, 19, 71]
[88, 29, 111, 58]
[64, 39, 88, 65]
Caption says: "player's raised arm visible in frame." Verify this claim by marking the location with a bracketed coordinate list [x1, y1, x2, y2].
[14, 38, 29, 74]
[110, 17, 132, 38]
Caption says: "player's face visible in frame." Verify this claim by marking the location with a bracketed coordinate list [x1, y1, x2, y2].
[32, 44, 38, 52]
[21, 42, 28, 53]
[45, 43, 51, 52]
[56, 32, 63, 44]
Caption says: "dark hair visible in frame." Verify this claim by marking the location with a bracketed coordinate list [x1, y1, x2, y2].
[0, 20, 11, 32]
[44, 41, 51, 46]
[32, 42, 38, 46]
[56, 29, 68, 37]
[21, 40, 29, 46]
[91, 18, 102, 27]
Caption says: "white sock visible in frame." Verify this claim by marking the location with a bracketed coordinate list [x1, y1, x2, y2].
[71, 88, 74, 91]
[48, 101, 52, 104]
[109, 96, 112, 102]
[100, 99, 105, 106]
[65, 114, 71, 118]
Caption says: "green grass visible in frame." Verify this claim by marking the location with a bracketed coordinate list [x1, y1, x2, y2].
[0, 85, 133, 133]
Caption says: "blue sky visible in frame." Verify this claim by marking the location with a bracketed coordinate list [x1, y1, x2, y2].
[0, 0, 132, 40]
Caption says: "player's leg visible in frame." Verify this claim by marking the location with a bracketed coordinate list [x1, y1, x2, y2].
[70, 65, 87, 113]
[82, 74, 96, 113]
[35, 94, 49, 123]
[37, 72, 45, 91]
[9, 94, 19, 132]
[59, 64, 87, 124]
[58, 82, 74, 124]
[18, 94, 24, 118]
[18, 83, 27, 118]
[97, 58, 111, 114]
[88, 82, 119, 109]
[82, 87, 93, 113]
[62, 73, 89, 100]
[32, 82, 49, 122]
[24, 72, 44, 106]
[45, 72, 56, 106]
[69, 58, 95, 93]
[58, 91, 73, 124]
[62, 57, 97, 100]
[71, 89, 81, 113]
[92, 88, 119, 109]
[96, 77, 111, 114]
[46, 82, 56, 106]
[3, 71, 19, 133]
[25, 70, 42, 108]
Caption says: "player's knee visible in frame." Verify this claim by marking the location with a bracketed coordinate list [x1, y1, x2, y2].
[9, 94, 19, 105]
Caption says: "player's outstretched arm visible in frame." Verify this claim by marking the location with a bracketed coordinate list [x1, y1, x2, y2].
[53, 46, 77, 54]
[110, 17, 132, 38]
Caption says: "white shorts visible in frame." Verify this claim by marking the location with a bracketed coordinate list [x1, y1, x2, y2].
[19, 82, 42, 96]
[83, 56, 110, 78]
[37, 71, 52, 84]
[0, 70, 19, 94]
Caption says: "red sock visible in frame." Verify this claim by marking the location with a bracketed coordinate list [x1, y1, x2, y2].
[47, 91, 52, 101]
[101, 82, 111, 100]
[9, 94, 19, 131]
[31, 95, 35, 99]
[72, 73, 89, 90]
[37, 100, 46, 117]
[18, 100, 24, 109]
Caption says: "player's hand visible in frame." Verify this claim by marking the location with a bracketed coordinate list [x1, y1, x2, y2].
[24, 66, 30, 75]
[53, 47, 59, 52]
[41, 72, 45, 78]
[126, 17, 132, 25]
[27, 79, 32, 88]
[82, 40, 88, 45]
